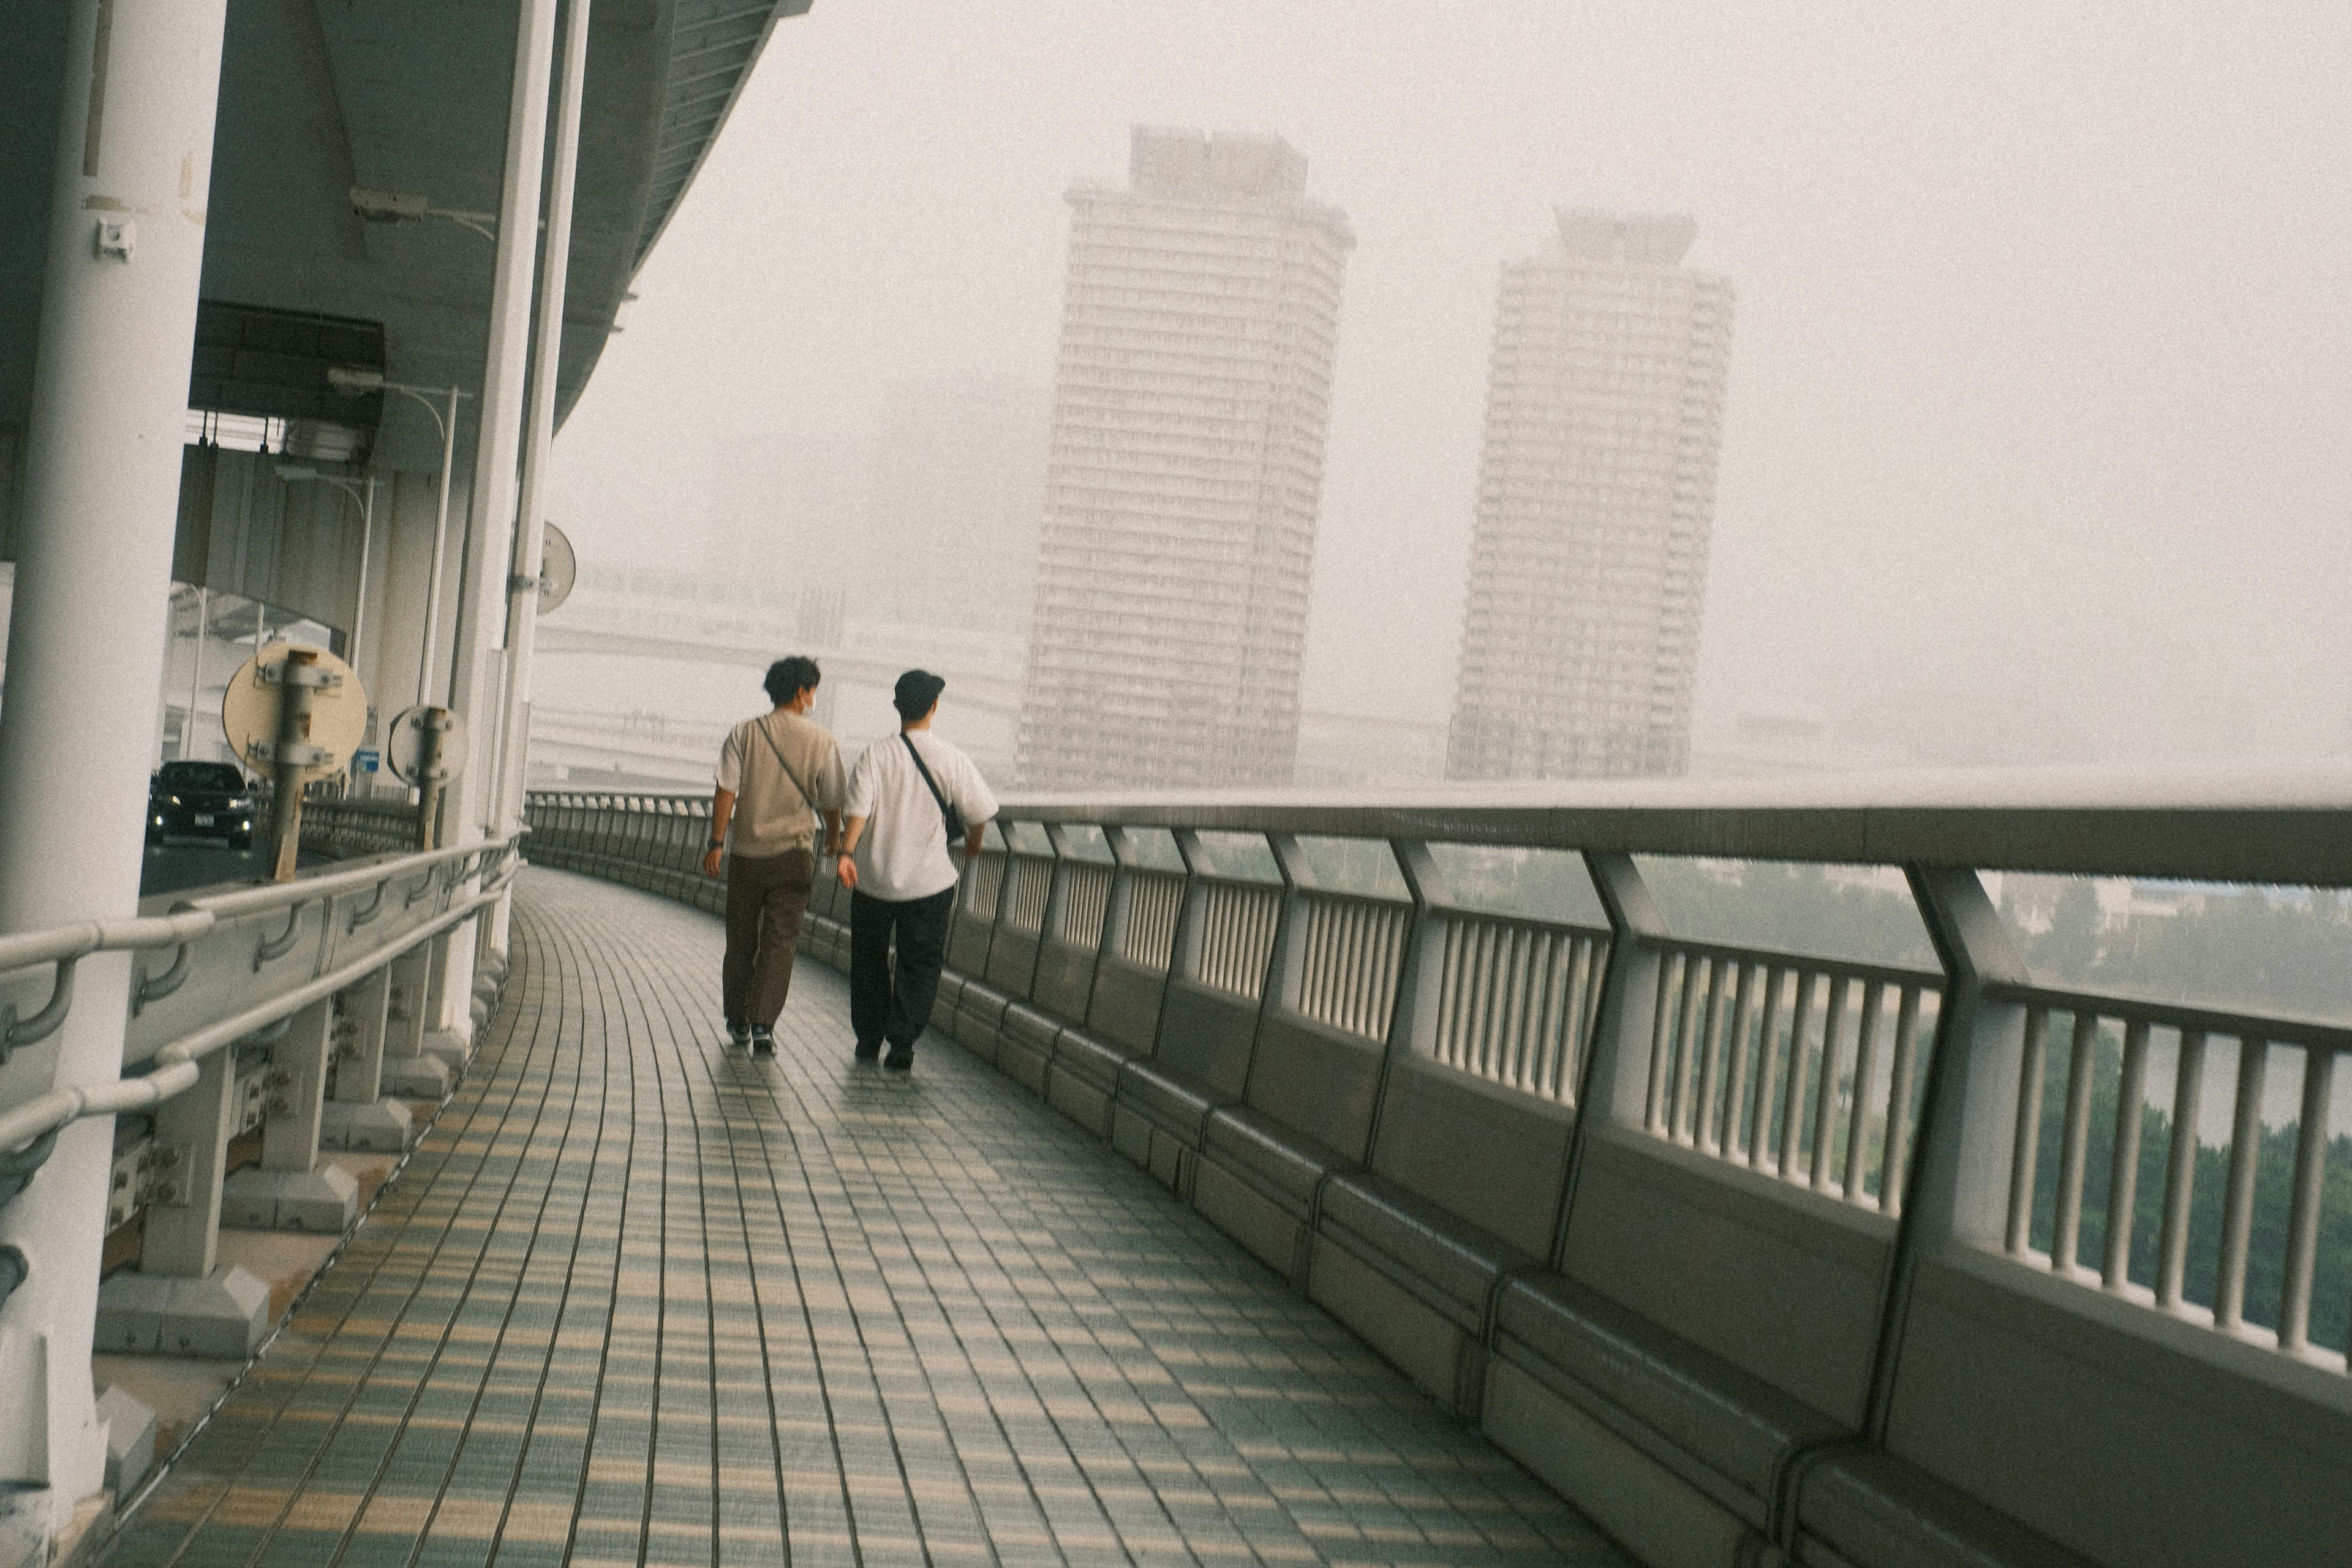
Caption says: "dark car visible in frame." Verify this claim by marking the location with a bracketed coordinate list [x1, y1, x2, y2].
[148, 760, 258, 848]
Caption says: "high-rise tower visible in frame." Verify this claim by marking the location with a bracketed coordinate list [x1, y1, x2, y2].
[1019, 129, 1352, 788]
[1447, 209, 1734, 781]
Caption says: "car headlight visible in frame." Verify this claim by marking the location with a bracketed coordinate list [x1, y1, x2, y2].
[167, 794, 182, 805]
[229, 796, 254, 810]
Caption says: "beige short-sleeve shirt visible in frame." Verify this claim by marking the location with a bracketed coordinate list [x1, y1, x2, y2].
[716, 710, 845, 856]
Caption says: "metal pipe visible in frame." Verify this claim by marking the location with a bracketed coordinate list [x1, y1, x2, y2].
[2277, 1048, 2334, 1352]
[2051, 1011, 2100, 1275]
[183, 586, 207, 759]
[2214, 1036, 2267, 1330]
[2103, 1019, 2150, 1289]
[2156, 1029, 2207, 1310]
[418, 382, 460, 712]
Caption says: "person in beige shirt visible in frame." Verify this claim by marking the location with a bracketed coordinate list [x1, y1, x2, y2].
[703, 656, 845, 1053]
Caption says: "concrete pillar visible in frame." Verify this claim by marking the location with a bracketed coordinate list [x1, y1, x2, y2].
[488, 0, 594, 959]
[135, 1050, 233, 1281]
[435, 0, 557, 1031]
[0, 0, 227, 1539]
[320, 967, 412, 1153]
[260, 1001, 330, 1173]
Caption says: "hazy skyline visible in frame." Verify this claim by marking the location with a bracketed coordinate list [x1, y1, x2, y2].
[552, 1, 2351, 771]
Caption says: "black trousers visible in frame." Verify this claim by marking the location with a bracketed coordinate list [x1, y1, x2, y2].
[849, 884, 956, 1052]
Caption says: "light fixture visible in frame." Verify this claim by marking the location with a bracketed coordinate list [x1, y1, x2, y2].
[350, 185, 499, 242]
[325, 365, 476, 709]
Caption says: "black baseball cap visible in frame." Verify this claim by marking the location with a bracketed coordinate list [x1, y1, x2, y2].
[894, 669, 946, 720]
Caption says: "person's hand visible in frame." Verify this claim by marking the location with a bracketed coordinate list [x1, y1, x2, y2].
[701, 846, 723, 880]
[835, 852, 859, 890]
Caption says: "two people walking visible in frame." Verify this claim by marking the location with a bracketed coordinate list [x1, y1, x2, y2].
[707, 660, 994, 1071]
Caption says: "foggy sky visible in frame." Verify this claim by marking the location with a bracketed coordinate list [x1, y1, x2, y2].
[552, 1, 2352, 767]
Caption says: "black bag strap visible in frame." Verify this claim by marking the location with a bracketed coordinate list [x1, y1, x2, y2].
[901, 734, 962, 841]
[752, 715, 819, 816]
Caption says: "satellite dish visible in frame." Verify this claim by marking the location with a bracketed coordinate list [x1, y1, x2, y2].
[221, 643, 368, 780]
[538, 522, 576, 614]
[384, 706, 469, 785]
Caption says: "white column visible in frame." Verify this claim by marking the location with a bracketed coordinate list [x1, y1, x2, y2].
[488, 0, 593, 959]
[0, 1, 228, 1535]
[435, 0, 557, 1033]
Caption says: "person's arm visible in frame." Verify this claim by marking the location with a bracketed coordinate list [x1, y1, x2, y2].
[701, 786, 735, 879]
[835, 813, 867, 889]
[956, 756, 998, 863]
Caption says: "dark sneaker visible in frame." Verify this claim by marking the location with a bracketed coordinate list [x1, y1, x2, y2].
[749, 1024, 776, 1056]
[728, 1022, 751, 1047]
[853, 1040, 882, 1061]
[882, 1047, 914, 1072]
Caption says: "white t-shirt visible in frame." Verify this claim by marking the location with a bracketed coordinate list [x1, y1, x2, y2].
[845, 731, 998, 902]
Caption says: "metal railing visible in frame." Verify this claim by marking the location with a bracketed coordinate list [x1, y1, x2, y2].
[0, 834, 520, 1155]
[1992, 983, 2351, 1357]
[1646, 944, 1942, 1213]
[525, 778, 2352, 1379]
[1430, 911, 1607, 1104]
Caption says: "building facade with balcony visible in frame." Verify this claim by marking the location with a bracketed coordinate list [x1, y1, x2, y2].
[1449, 209, 1735, 781]
[1018, 128, 1352, 788]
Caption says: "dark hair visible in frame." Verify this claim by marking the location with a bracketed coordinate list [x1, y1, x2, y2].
[763, 655, 821, 706]
[893, 668, 946, 721]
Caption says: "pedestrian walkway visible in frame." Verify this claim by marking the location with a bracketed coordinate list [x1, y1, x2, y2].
[107, 867, 1630, 1567]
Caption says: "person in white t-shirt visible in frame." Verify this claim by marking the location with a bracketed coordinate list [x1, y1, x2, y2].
[834, 669, 997, 1070]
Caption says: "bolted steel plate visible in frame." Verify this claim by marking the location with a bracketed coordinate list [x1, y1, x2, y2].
[383, 705, 469, 785]
[222, 643, 368, 779]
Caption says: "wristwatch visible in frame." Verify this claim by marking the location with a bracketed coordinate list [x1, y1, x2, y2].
[707, 839, 724, 851]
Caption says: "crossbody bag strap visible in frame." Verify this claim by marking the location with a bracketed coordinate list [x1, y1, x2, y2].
[753, 716, 819, 815]
[901, 733, 959, 839]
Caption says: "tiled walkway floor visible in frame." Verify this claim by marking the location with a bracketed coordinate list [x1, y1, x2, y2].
[108, 867, 1629, 1567]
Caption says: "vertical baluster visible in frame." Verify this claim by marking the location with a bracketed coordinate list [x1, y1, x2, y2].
[2005, 1007, 2051, 1254]
[1647, 952, 1682, 1133]
[1777, 971, 1820, 1177]
[1439, 921, 1469, 1068]
[1843, 980, 1886, 1200]
[1670, 956, 1707, 1142]
[2277, 1047, 2334, 1354]
[1329, 901, 1353, 1028]
[1494, 923, 1526, 1080]
[1881, 985, 1924, 1215]
[1305, 902, 1329, 1022]
[1349, 902, 1373, 1036]
[2157, 1028, 2207, 1311]
[1553, 935, 1585, 1101]
[1721, 962, 1756, 1160]
[1495, 923, 1528, 1085]
[1811, 975, 1852, 1188]
[1530, 932, 1563, 1098]
[1694, 960, 1735, 1153]
[2051, 1012, 2101, 1276]
[1472, 919, 1504, 1079]
[2103, 1020, 2151, 1291]
[1747, 968, 1786, 1169]
[2214, 1037, 2266, 1331]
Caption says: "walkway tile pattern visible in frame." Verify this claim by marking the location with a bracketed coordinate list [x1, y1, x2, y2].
[107, 867, 1629, 1567]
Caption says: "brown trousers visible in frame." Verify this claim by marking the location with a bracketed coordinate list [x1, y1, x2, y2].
[722, 846, 815, 1028]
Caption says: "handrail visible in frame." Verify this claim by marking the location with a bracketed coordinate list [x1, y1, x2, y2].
[527, 788, 2352, 1385]
[529, 772, 2352, 886]
[0, 862, 517, 1156]
[0, 834, 521, 1060]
